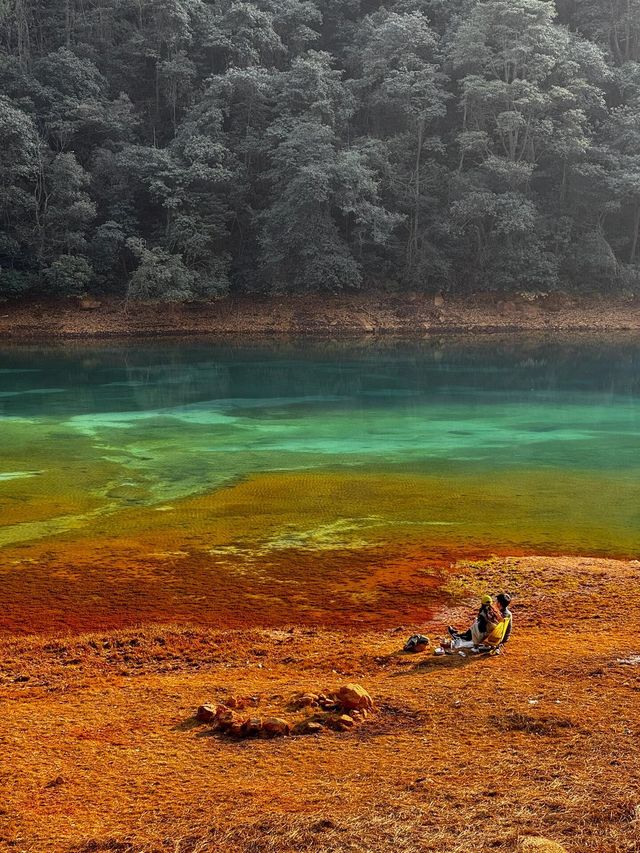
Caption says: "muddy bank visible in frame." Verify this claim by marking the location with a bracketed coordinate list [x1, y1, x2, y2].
[3, 291, 640, 339]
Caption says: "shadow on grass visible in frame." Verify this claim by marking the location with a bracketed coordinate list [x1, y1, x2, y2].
[171, 716, 206, 733]
[171, 719, 253, 742]
[390, 649, 494, 677]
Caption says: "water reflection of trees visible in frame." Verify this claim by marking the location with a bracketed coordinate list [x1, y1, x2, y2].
[2, 339, 640, 419]
[124, 361, 231, 412]
[119, 350, 640, 412]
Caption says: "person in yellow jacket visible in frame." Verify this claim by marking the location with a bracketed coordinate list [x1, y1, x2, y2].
[448, 594, 502, 647]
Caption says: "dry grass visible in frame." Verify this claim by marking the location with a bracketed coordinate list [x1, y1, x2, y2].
[2, 555, 640, 853]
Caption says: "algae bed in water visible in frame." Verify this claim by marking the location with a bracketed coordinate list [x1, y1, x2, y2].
[0, 338, 639, 631]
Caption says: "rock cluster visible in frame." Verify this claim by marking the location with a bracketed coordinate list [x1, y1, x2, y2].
[290, 683, 374, 732]
[195, 683, 374, 740]
[204, 703, 292, 738]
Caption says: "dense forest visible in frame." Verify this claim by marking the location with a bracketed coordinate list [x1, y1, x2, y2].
[0, 0, 640, 299]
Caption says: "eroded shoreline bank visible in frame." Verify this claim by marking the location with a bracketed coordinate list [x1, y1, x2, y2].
[3, 292, 640, 339]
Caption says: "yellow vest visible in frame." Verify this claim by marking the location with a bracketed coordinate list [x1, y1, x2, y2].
[483, 617, 510, 647]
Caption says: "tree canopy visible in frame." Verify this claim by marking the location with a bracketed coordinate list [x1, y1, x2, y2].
[1, 0, 639, 299]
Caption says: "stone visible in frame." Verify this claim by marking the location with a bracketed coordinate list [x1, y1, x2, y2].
[297, 721, 324, 735]
[335, 714, 355, 731]
[262, 717, 291, 737]
[77, 296, 101, 311]
[241, 716, 263, 737]
[298, 692, 318, 707]
[215, 706, 243, 732]
[196, 704, 217, 723]
[521, 302, 540, 319]
[434, 293, 445, 308]
[228, 720, 245, 738]
[543, 291, 571, 312]
[336, 683, 374, 711]
[517, 838, 568, 853]
[326, 713, 356, 731]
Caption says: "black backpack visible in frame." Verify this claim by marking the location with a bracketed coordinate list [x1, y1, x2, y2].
[403, 634, 430, 652]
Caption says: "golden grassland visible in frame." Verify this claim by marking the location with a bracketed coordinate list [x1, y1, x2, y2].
[2, 555, 640, 853]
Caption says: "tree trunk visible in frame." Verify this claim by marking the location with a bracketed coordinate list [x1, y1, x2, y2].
[414, 121, 424, 257]
[155, 62, 160, 122]
[610, 0, 623, 64]
[15, 0, 31, 67]
[35, 149, 48, 262]
[457, 101, 467, 173]
[245, 94, 254, 168]
[624, 0, 631, 62]
[629, 202, 640, 264]
[65, 0, 72, 46]
[407, 119, 425, 271]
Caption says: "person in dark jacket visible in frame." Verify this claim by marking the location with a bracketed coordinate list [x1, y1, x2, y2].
[496, 592, 513, 645]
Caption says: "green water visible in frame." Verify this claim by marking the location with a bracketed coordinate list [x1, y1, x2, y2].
[1, 338, 640, 558]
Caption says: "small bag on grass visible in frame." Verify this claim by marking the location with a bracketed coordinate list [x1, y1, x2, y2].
[403, 634, 430, 653]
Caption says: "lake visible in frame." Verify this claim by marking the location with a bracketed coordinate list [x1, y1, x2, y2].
[1, 337, 639, 632]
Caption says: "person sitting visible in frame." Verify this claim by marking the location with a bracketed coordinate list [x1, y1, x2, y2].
[447, 594, 502, 648]
[495, 592, 513, 646]
[464, 592, 513, 653]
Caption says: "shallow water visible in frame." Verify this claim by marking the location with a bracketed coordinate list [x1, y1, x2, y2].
[1, 338, 639, 632]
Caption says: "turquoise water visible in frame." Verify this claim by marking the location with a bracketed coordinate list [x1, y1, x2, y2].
[1, 338, 640, 557]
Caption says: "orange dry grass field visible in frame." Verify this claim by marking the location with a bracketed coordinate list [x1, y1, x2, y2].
[1, 555, 640, 853]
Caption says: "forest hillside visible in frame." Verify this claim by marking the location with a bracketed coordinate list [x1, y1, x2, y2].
[1, 0, 640, 300]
